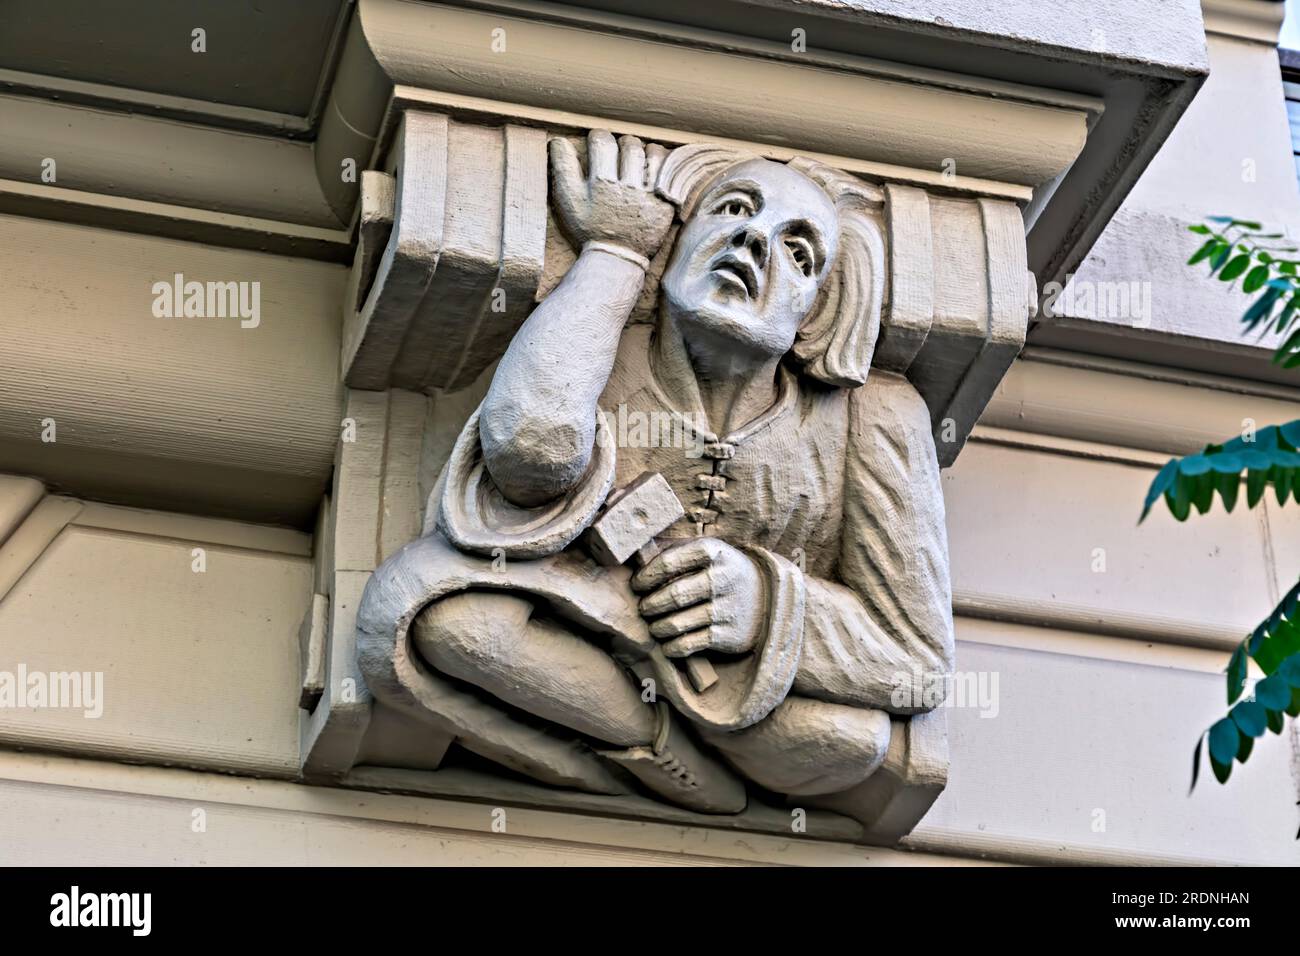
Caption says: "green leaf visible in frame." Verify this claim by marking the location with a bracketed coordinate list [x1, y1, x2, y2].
[1255, 673, 1292, 710]
[1243, 264, 1270, 293]
[1273, 325, 1300, 365]
[1277, 297, 1300, 335]
[1207, 451, 1245, 473]
[1166, 486, 1191, 522]
[1188, 224, 1211, 235]
[1142, 424, 1300, 520]
[1274, 421, 1300, 447]
[1210, 753, 1232, 784]
[1243, 287, 1282, 330]
[1215, 471, 1240, 512]
[1276, 465, 1293, 505]
[1219, 254, 1251, 282]
[1247, 467, 1269, 507]
[1140, 459, 1179, 522]
[1230, 700, 1267, 737]
[1188, 238, 1217, 265]
[1227, 642, 1248, 705]
[1190, 733, 1204, 793]
[1208, 717, 1240, 765]
[1257, 620, 1300, 673]
[1235, 732, 1254, 763]
[1191, 473, 1215, 515]
[1266, 708, 1285, 735]
[1211, 242, 1233, 271]
[1278, 653, 1300, 688]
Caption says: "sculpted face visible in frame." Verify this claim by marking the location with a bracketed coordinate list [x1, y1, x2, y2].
[662, 159, 838, 359]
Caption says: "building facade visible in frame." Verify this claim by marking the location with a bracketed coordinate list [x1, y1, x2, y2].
[0, 0, 1297, 865]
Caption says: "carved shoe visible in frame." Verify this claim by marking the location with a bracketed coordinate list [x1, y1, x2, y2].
[598, 705, 747, 814]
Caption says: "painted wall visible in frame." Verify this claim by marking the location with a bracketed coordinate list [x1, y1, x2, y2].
[0, 0, 1297, 865]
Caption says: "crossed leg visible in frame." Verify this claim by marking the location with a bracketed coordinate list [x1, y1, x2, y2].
[412, 590, 658, 747]
[411, 589, 889, 807]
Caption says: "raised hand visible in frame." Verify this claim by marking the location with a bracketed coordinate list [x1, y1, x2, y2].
[549, 130, 674, 263]
[631, 537, 764, 659]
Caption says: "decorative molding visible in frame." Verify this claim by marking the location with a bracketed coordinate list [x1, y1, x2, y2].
[0, 211, 345, 526]
[318, 0, 1092, 223]
[347, 112, 1034, 465]
[0, 488, 82, 604]
[382, 84, 1038, 203]
[0, 179, 350, 264]
[969, 425, 1170, 469]
[952, 587, 1245, 653]
[318, 0, 1205, 301]
[983, 354, 1300, 459]
[342, 115, 548, 392]
[0, 66, 314, 137]
[1202, 0, 1286, 44]
[0, 95, 341, 229]
[301, 388, 429, 776]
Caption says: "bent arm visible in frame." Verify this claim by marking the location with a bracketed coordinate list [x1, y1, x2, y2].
[790, 372, 955, 712]
[479, 245, 645, 506]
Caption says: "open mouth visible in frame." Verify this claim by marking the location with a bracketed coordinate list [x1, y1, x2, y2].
[710, 254, 758, 299]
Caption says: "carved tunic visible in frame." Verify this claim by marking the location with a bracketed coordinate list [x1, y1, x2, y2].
[607, 326, 846, 580]
[603, 324, 954, 715]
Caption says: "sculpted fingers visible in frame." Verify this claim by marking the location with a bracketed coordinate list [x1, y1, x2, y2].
[661, 629, 713, 659]
[649, 603, 715, 640]
[638, 570, 712, 617]
[618, 135, 646, 186]
[645, 143, 667, 190]
[630, 539, 715, 593]
[588, 130, 619, 181]
[548, 138, 586, 208]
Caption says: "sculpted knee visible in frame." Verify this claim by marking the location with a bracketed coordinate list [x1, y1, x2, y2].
[411, 591, 535, 683]
[703, 697, 892, 797]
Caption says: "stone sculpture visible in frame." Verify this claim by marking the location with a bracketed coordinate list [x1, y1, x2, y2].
[357, 131, 955, 815]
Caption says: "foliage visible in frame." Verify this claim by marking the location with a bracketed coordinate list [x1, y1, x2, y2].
[1187, 217, 1300, 366]
[1139, 218, 1300, 819]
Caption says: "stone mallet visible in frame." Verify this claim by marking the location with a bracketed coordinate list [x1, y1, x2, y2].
[586, 472, 719, 693]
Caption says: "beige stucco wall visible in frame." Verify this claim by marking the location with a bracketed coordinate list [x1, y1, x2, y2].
[2, 360, 1297, 864]
[1, 1, 1297, 866]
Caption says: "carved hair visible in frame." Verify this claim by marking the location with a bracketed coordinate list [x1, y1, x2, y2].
[656, 144, 886, 387]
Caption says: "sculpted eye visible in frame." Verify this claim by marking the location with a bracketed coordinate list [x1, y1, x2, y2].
[712, 196, 753, 217]
[784, 236, 814, 277]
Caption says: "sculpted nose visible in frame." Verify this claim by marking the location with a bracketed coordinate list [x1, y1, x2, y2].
[730, 225, 768, 268]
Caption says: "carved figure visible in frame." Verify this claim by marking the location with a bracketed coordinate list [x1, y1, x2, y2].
[357, 131, 954, 814]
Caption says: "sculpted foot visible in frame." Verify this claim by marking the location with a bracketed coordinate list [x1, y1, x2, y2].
[599, 704, 747, 814]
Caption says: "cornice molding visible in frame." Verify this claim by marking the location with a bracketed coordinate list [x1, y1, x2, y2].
[319, 0, 1205, 295]
[317, 0, 1094, 225]
[1202, 0, 1285, 44]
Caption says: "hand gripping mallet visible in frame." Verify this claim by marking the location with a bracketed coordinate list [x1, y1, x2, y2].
[585, 472, 719, 693]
